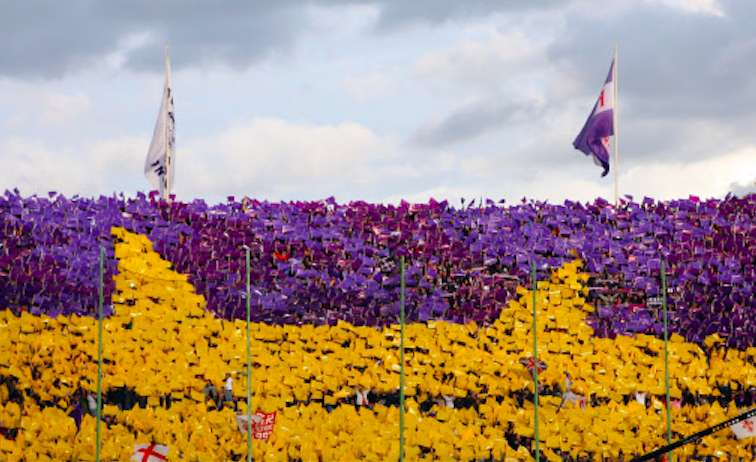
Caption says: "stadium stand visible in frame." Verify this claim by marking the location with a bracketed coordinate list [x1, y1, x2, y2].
[0, 191, 753, 460]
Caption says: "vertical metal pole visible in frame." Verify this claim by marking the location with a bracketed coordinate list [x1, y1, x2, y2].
[163, 47, 173, 201]
[95, 247, 104, 462]
[246, 248, 253, 462]
[661, 260, 673, 458]
[159, 52, 168, 202]
[613, 45, 620, 206]
[530, 260, 540, 461]
[399, 256, 406, 462]
[159, 175, 165, 200]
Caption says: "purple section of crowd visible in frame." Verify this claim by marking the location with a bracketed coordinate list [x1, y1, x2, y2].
[0, 190, 753, 348]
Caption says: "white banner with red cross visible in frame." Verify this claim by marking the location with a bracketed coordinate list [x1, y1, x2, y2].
[131, 443, 169, 462]
[731, 416, 756, 439]
[236, 410, 277, 441]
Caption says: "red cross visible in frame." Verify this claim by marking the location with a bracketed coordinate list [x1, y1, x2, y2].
[137, 444, 167, 462]
[598, 89, 606, 108]
[742, 419, 754, 433]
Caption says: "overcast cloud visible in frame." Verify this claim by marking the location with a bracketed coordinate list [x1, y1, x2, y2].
[0, 0, 754, 204]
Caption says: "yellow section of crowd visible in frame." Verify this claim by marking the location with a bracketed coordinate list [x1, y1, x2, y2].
[0, 227, 753, 460]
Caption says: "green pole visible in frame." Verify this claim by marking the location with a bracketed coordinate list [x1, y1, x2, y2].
[246, 248, 253, 462]
[399, 256, 406, 462]
[661, 260, 673, 458]
[95, 246, 104, 462]
[530, 260, 540, 462]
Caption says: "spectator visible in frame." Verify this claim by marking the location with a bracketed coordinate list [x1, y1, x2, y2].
[203, 379, 220, 410]
[223, 373, 236, 411]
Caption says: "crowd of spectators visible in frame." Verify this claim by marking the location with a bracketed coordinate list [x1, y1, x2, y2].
[0, 223, 753, 460]
[1, 191, 753, 349]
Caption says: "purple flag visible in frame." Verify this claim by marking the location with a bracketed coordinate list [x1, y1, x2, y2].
[573, 60, 615, 177]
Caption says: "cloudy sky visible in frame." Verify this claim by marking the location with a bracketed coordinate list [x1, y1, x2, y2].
[1, 0, 755, 205]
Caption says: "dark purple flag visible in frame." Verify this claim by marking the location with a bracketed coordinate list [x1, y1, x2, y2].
[573, 59, 615, 177]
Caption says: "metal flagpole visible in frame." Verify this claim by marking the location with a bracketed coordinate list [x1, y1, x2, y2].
[95, 247, 105, 462]
[661, 260, 673, 457]
[399, 256, 406, 462]
[631, 408, 756, 462]
[159, 172, 166, 200]
[163, 46, 172, 201]
[246, 248, 253, 462]
[613, 45, 620, 206]
[530, 260, 540, 462]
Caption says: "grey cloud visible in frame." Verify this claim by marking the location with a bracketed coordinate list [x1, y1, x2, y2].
[1, 1, 116, 79]
[0, 1, 313, 78]
[410, 100, 542, 147]
[551, 1, 756, 119]
[0, 0, 567, 79]
[120, 3, 308, 72]
[407, 2, 756, 154]
[611, 113, 756, 166]
[729, 179, 756, 197]
[494, 0, 756, 170]
[367, 0, 569, 29]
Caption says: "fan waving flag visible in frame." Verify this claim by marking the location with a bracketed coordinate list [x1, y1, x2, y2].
[144, 50, 176, 199]
[573, 59, 615, 177]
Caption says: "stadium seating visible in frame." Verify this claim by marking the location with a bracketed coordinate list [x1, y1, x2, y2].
[0, 192, 753, 460]
[1, 191, 753, 347]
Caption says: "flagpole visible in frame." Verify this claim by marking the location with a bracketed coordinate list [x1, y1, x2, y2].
[246, 247, 253, 462]
[631, 408, 756, 462]
[159, 173, 165, 201]
[399, 256, 406, 462]
[613, 45, 620, 206]
[95, 246, 105, 462]
[163, 45, 172, 201]
[661, 259, 673, 458]
[530, 260, 540, 462]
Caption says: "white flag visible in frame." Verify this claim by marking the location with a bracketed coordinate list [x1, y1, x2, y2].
[730, 416, 756, 439]
[131, 443, 169, 462]
[144, 51, 175, 198]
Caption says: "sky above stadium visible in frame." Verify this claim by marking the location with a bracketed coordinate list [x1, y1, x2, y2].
[1, 0, 755, 205]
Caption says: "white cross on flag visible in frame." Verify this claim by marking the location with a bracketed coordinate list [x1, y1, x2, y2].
[730, 416, 756, 439]
[131, 443, 169, 462]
